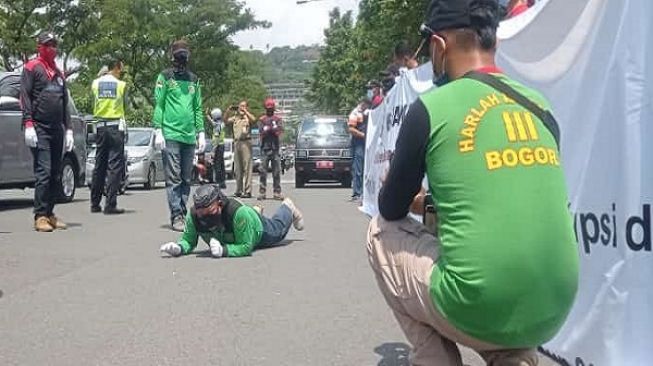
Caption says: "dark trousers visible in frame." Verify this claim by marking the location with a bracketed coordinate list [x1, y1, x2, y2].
[259, 149, 281, 194]
[90, 125, 125, 209]
[259, 204, 293, 247]
[30, 124, 64, 218]
[351, 143, 365, 198]
[162, 140, 195, 222]
[213, 144, 226, 185]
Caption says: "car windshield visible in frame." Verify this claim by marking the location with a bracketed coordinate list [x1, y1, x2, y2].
[300, 118, 348, 137]
[126, 130, 152, 147]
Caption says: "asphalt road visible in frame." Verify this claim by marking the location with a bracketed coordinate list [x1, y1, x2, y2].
[0, 172, 556, 366]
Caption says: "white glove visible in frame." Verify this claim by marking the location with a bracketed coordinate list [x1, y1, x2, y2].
[197, 132, 206, 152]
[160, 242, 182, 257]
[155, 128, 166, 149]
[209, 238, 224, 258]
[24, 126, 38, 148]
[65, 129, 74, 152]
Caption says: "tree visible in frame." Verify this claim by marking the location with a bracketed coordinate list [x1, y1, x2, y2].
[307, 8, 360, 114]
[308, 0, 431, 114]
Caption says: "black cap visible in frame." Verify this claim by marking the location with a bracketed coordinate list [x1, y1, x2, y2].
[37, 32, 58, 46]
[422, 0, 499, 35]
[193, 185, 224, 209]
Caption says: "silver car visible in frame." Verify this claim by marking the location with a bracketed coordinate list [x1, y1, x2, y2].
[86, 127, 164, 189]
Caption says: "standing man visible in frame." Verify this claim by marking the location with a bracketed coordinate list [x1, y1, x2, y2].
[153, 40, 206, 232]
[90, 58, 127, 215]
[226, 100, 256, 198]
[347, 99, 370, 203]
[257, 97, 283, 201]
[369, 1, 578, 365]
[20, 32, 74, 232]
[210, 108, 227, 189]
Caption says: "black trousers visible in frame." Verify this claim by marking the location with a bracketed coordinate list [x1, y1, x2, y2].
[90, 125, 125, 209]
[213, 144, 226, 185]
[31, 124, 64, 218]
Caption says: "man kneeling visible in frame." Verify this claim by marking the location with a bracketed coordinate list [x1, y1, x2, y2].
[160, 185, 304, 258]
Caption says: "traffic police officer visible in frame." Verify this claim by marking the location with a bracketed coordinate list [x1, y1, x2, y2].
[90, 58, 128, 214]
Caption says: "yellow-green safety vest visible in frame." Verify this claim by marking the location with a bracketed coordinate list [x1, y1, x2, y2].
[92, 76, 127, 119]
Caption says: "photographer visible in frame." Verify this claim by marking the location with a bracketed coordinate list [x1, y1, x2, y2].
[368, 0, 579, 365]
[226, 101, 256, 198]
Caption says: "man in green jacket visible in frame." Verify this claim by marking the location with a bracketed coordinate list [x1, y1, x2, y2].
[159, 185, 304, 258]
[153, 39, 205, 232]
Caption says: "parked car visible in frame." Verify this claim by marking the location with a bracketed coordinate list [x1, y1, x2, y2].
[86, 127, 164, 190]
[0, 72, 87, 202]
[294, 116, 352, 188]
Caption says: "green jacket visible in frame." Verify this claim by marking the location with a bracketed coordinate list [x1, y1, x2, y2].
[152, 68, 204, 145]
[178, 199, 263, 257]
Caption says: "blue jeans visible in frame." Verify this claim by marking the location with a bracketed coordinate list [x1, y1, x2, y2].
[259, 205, 293, 247]
[162, 140, 195, 222]
[351, 143, 365, 198]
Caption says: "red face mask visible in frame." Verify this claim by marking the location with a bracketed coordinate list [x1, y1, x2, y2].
[38, 45, 58, 65]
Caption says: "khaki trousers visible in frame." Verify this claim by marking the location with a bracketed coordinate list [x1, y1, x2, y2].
[234, 140, 252, 195]
[366, 216, 538, 366]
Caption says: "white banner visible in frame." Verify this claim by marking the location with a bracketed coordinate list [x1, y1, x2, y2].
[360, 64, 434, 217]
[361, 0, 652, 364]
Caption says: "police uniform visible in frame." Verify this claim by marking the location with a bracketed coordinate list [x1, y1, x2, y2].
[90, 73, 127, 212]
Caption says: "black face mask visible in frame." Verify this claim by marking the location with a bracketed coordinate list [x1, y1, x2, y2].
[196, 212, 222, 231]
[265, 109, 274, 117]
[172, 50, 190, 70]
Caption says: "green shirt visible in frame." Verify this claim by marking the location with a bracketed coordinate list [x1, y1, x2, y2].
[178, 205, 263, 257]
[421, 75, 579, 347]
[152, 69, 204, 145]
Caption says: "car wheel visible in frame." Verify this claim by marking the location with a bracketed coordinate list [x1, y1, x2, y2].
[295, 173, 305, 188]
[144, 164, 156, 190]
[341, 175, 352, 188]
[58, 156, 77, 203]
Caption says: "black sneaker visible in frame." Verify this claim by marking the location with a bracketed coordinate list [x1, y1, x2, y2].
[104, 207, 125, 215]
[234, 192, 242, 198]
[242, 193, 252, 199]
[91, 206, 102, 213]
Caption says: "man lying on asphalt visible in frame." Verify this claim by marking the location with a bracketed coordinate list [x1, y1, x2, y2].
[160, 185, 304, 258]
[367, 0, 579, 365]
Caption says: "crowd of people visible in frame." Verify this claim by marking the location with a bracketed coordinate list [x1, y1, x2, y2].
[19, 36, 304, 260]
[17, 0, 579, 365]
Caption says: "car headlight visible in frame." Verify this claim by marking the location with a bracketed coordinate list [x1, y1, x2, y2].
[341, 149, 352, 158]
[128, 155, 146, 163]
[296, 150, 307, 158]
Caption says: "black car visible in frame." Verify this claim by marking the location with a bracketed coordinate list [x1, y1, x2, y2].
[294, 116, 352, 188]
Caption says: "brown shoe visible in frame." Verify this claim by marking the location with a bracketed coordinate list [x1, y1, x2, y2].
[48, 215, 68, 230]
[35, 216, 54, 232]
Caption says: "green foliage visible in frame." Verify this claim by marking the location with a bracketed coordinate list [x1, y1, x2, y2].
[308, 0, 431, 114]
[1, 0, 270, 130]
[262, 45, 320, 84]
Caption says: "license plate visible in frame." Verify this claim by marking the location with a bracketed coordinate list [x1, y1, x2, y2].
[316, 161, 334, 169]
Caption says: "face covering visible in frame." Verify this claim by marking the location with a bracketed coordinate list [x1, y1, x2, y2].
[172, 49, 190, 70]
[266, 108, 274, 117]
[38, 45, 57, 66]
[366, 89, 375, 100]
[196, 212, 222, 231]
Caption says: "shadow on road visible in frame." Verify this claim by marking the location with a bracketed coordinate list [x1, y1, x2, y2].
[375, 342, 410, 366]
[0, 199, 34, 212]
